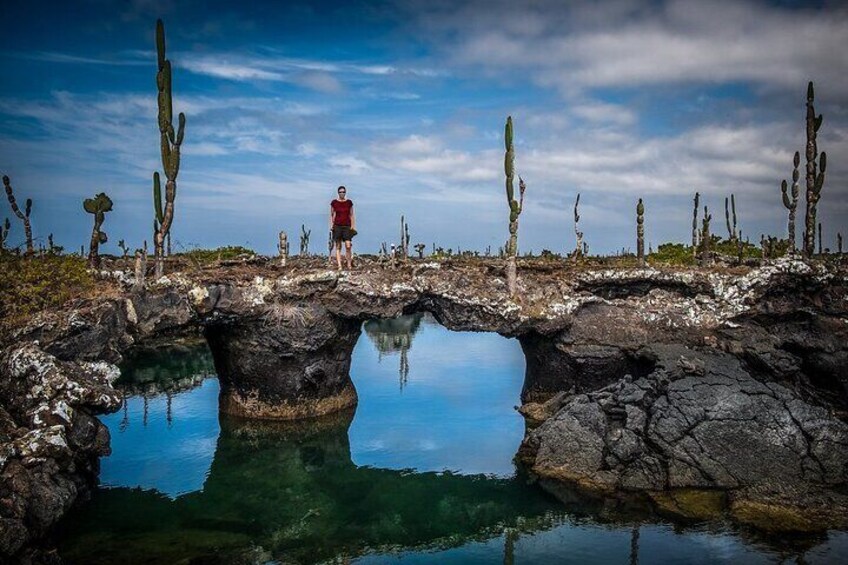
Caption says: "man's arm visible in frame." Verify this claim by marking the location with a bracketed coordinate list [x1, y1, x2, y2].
[350, 204, 355, 230]
[329, 203, 335, 229]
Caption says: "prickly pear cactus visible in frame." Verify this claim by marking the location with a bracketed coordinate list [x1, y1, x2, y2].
[84, 192, 113, 268]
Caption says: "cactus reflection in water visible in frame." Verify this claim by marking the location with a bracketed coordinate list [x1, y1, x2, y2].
[364, 313, 424, 390]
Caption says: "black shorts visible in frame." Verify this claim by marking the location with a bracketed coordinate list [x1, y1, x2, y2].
[333, 225, 353, 242]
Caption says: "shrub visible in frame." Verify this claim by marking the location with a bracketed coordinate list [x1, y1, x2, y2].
[174, 246, 256, 266]
[0, 252, 94, 328]
[648, 243, 696, 266]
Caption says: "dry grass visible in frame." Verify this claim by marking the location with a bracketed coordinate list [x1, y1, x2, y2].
[0, 252, 95, 331]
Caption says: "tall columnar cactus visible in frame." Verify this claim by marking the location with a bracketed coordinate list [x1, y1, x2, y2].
[804, 81, 826, 257]
[573, 193, 583, 259]
[503, 116, 525, 297]
[636, 198, 645, 266]
[400, 215, 410, 261]
[781, 151, 801, 253]
[152, 19, 186, 278]
[699, 206, 712, 267]
[278, 231, 288, 267]
[725, 194, 737, 241]
[0, 218, 9, 251]
[818, 222, 823, 254]
[300, 224, 311, 255]
[83, 192, 113, 268]
[692, 192, 700, 257]
[2, 176, 33, 255]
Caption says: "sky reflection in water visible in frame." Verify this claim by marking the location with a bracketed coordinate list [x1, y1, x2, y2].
[69, 315, 848, 564]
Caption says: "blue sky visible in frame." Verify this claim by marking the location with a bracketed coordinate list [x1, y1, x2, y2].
[1, 0, 846, 255]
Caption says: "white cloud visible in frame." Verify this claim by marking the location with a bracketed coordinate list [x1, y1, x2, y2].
[177, 58, 286, 81]
[409, 0, 848, 97]
[329, 155, 371, 174]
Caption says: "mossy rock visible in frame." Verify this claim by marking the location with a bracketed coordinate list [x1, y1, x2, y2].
[649, 489, 726, 521]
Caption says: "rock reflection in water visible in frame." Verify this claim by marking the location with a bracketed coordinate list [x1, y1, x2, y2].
[58, 410, 563, 564]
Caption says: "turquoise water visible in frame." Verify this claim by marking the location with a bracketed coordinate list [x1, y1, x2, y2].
[57, 315, 848, 564]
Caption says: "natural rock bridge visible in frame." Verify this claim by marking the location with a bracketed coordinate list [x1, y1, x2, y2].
[3, 258, 848, 558]
[18, 259, 846, 421]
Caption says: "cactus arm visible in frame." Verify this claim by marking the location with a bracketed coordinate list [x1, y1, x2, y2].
[153, 172, 164, 223]
[781, 180, 791, 209]
[504, 116, 515, 206]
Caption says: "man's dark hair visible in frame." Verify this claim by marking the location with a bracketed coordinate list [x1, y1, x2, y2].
[338, 185, 346, 192]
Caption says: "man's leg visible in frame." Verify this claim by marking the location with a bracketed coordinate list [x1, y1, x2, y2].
[345, 240, 353, 269]
[335, 239, 343, 270]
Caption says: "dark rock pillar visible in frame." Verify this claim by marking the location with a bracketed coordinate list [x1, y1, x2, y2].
[203, 305, 362, 420]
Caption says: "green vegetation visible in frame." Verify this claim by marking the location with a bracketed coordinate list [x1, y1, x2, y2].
[0, 252, 94, 329]
[648, 237, 767, 267]
[174, 245, 256, 266]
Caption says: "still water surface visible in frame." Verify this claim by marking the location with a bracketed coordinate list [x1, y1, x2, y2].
[57, 314, 848, 564]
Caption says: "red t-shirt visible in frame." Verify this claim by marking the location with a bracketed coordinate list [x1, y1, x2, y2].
[331, 199, 353, 226]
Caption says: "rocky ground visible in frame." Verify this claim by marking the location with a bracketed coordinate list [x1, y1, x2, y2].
[0, 255, 846, 561]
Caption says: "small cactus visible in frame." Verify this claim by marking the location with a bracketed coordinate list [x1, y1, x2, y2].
[118, 239, 130, 260]
[725, 194, 737, 241]
[636, 198, 645, 266]
[0, 217, 9, 251]
[3, 175, 33, 255]
[804, 81, 826, 257]
[574, 193, 584, 260]
[414, 242, 425, 259]
[699, 205, 712, 267]
[278, 231, 288, 267]
[781, 151, 801, 253]
[400, 215, 410, 261]
[692, 192, 700, 257]
[838, 232, 843, 254]
[299, 225, 311, 256]
[818, 222, 823, 255]
[84, 192, 113, 268]
[134, 240, 148, 291]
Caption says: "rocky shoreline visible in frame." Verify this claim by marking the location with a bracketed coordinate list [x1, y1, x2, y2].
[1, 257, 846, 561]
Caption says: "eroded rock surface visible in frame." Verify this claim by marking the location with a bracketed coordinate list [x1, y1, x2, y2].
[523, 345, 848, 530]
[0, 344, 121, 561]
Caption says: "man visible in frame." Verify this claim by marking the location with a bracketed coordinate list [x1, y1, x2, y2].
[330, 185, 355, 270]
